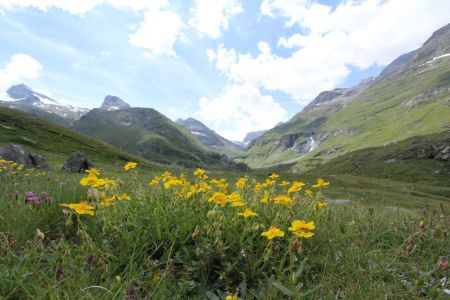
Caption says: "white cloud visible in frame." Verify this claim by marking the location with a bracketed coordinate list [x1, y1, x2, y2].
[208, 42, 349, 103]
[195, 83, 287, 141]
[206, 0, 450, 104]
[189, 0, 243, 39]
[0, 0, 168, 15]
[0, 53, 42, 95]
[0, 0, 183, 55]
[129, 8, 183, 56]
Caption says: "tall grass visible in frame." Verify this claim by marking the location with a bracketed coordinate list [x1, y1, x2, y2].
[0, 162, 448, 299]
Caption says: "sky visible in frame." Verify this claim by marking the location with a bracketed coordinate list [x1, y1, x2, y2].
[0, 0, 449, 141]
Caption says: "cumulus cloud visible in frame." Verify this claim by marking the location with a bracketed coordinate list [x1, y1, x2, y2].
[0, 53, 42, 95]
[195, 83, 287, 141]
[207, 0, 450, 103]
[0, 0, 183, 55]
[129, 8, 183, 56]
[189, 0, 243, 39]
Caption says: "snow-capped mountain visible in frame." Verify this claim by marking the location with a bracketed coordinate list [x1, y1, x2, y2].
[1, 84, 89, 120]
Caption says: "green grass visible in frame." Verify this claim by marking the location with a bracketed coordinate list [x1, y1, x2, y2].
[0, 107, 158, 171]
[1, 164, 448, 299]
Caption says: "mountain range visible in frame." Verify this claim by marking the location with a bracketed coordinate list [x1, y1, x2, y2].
[176, 117, 244, 157]
[1, 23, 449, 173]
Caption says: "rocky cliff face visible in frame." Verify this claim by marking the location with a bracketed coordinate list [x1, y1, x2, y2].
[99, 95, 130, 110]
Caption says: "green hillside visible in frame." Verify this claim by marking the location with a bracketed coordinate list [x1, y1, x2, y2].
[73, 108, 244, 170]
[0, 107, 151, 169]
[307, 132, 449, 185]
[243, 24, 450, 172]
[0, 101, 74, 127]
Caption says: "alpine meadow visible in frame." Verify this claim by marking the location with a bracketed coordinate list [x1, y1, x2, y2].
[0, 1, 449, 299]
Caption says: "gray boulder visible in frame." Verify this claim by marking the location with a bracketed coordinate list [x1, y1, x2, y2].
[62, 152, 93, 172]
[0, 144, 51, 170]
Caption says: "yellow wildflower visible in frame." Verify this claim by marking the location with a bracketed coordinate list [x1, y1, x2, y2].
[227, 192, 241, 202]
[80, 176, 98, 186]
[193, 168, 208, 179]
[60, 202, 95, 216]
[262, 179, 275, 188]
[279, 180, 290, 187]
[261, 226, 285, 240]
[261, 192, 270, 204]
[231, 200, 246, 207]
[193, 168, 205, 176]
[273, 195, 292, 205]
[92, 178, 117, 190]
[238, 208, 258, 218]
[208, 192, 228, 207]
[312, 178, 330, 188]
[235, 177, 247, 189]
[161, 171, 172, 178]
[118, 193, 131, 201]
[100, 197, 116, 207]
[226, 295, 238, 300]
[315, 201, 327, 209]
[268, 173, 279, 180]
[86, 168, 100, 177]
[288, 181, 305, 194]
[149, 176, 160, 186]
[305, 189, 313, 197]
[254, 183, 263, 191]
[153, 273, 161, 282]
[164, 178, 180, 189]
[210, 178, 220, 185]
[124, 162, 137, 171]
[288, 220, 315, 238]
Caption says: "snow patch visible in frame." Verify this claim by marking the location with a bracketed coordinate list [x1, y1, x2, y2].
[191, 131, 207, 137]
[423, 53, 450, 65]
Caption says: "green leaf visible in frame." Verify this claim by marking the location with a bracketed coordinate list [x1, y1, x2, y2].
[272, 281, 293, 297]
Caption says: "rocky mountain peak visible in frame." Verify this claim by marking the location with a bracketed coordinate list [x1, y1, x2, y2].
[7, 84, 39, 103]
[100, 95, 130, 110]
[177, 117, 209, 131]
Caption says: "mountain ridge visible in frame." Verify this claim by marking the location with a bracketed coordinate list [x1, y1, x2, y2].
[243, 22, 450, 171]
[176, 117, 244, 157]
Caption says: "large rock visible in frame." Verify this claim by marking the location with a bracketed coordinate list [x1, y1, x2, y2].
[29, 153, 52, 170]
[62, 152, 93, 172]
[0, 144, 51, 170]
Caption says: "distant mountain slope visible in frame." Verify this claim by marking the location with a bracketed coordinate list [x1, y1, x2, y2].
[73, 99, 244, 169]
[307, 131, 450, 188]
[176, 117, 244, 157]
[244, 23, 450, 171]
[0, 84, 88, 127]
[243, 130, 267, 146]
[0, 107, 146, 167]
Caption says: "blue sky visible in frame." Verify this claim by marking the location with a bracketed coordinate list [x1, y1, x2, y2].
[0, 0, 449, 140]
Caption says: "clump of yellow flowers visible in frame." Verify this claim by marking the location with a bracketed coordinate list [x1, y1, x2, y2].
[59, 163, 331, 244]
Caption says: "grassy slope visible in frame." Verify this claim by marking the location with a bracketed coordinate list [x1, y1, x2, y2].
[0, 107, 157, 170]
[244, 56, 450, 170]
[307, 132, 450, 186]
